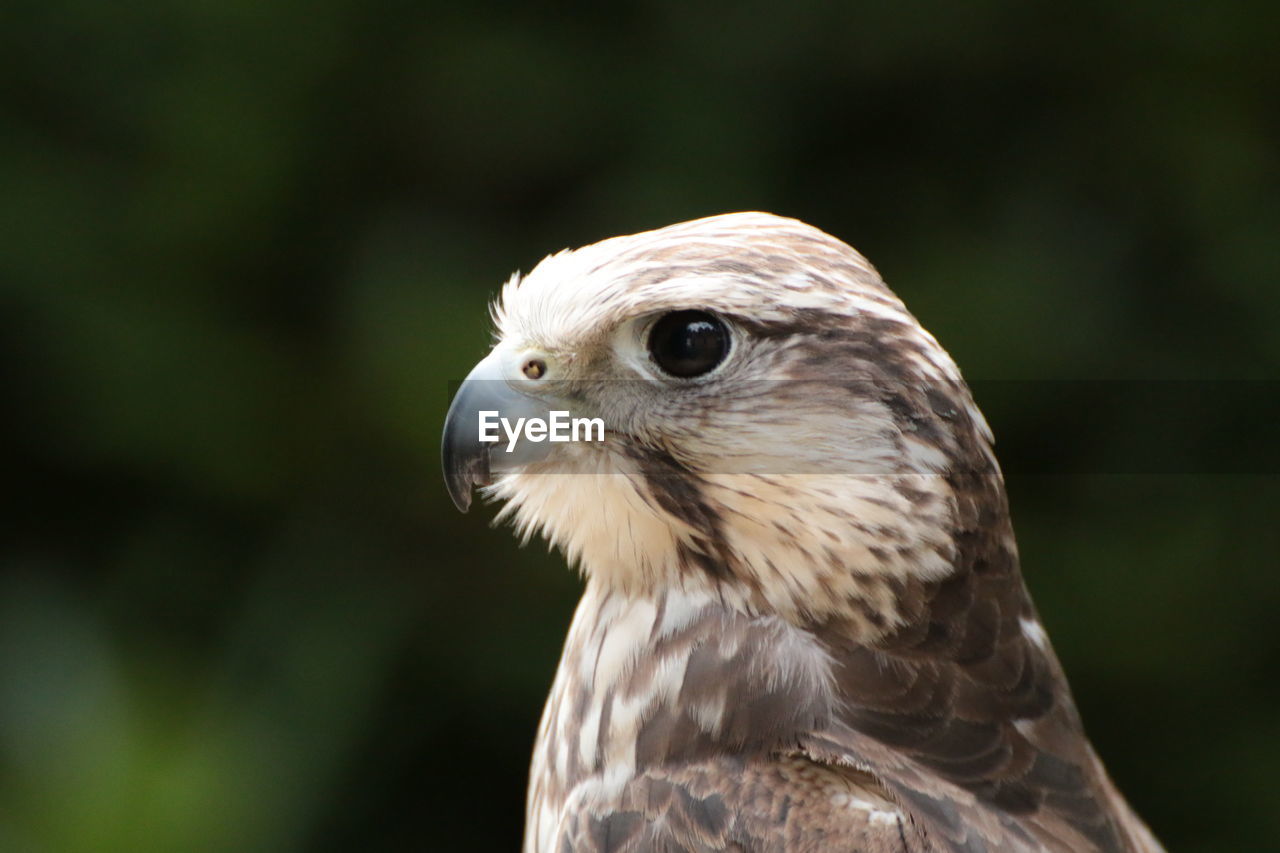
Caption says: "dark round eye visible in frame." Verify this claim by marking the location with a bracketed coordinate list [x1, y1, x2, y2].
[647, 310, 730, 378]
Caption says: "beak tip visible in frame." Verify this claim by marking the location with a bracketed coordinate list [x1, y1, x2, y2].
[447, 477, 475, 513]
[441, 351, 530, 514]
[442, 437, 490, 514]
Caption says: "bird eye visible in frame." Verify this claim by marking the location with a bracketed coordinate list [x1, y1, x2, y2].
[646, 310, 730, 378]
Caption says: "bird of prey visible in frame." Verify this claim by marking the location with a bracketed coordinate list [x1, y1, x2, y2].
[441, 213, 1163, 852]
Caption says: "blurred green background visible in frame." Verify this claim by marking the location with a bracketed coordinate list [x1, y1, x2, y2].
[2, 2, 1278, 851]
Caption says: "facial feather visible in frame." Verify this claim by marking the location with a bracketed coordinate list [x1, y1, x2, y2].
[484, 212, 990, 631]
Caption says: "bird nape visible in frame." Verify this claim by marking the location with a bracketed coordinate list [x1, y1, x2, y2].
[441, 212, 1164, 853]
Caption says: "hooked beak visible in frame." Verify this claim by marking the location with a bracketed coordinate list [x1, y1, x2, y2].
[440, 350, 559, 512]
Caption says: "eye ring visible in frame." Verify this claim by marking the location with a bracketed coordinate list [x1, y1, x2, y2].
[646, 310, 731, 378]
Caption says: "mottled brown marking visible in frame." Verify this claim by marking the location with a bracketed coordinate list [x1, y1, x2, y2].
[489, 214, 1162, 853]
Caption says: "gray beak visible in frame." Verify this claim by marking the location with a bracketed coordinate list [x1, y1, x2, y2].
[441, 351, 559, 512]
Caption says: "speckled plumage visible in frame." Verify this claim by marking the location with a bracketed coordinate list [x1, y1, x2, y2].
[448, 213, 1163, 852]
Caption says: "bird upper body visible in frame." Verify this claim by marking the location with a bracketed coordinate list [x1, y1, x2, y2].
[441, 212, 1164, 853]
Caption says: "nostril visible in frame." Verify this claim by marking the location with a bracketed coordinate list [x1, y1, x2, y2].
[522, 358, 547, 379]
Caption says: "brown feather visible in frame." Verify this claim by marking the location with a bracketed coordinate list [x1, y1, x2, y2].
[450, 213, 1163, 853]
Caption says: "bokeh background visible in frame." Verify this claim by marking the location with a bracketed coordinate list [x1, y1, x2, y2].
[3, 2, 1278, 851]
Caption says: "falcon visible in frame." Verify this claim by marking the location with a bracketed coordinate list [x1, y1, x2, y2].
[441, 213, 1164, 852]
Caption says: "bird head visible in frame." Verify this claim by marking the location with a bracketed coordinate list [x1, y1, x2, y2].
[442, 212, 1003, 633]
